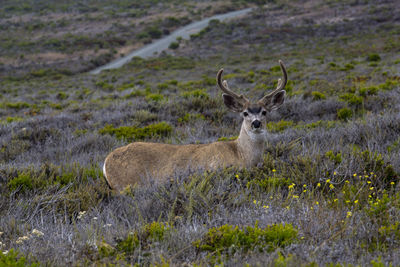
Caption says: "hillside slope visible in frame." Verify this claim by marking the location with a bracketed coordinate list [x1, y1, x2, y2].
[0, 0, 400, 265]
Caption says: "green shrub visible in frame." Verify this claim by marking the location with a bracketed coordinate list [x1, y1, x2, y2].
[217, 136, 238, 141]
[367, 53, 381, 62]
[340, 63, 355, 71]
[4, 102, 30, 110]
[146, 26, 162, 39]
[378, 78, 400, 91]
[359, 86, 378, 97]
[169, 42, 179, 49]
[269, 65, 281, 72]
[387, 138, 400, 153]
[0, 249, 39, 267]
[124, 90, 146, 99]
[181, 89, 209, 99]
[142, 221, 171, 242]
[7, 172, 33, 193]
[99, 122, 173, 142]
[116, 222, 172, 254]
[55, 172, 75, 186]
[339, 93, 363, 107]
[311, 91, 326, 100]
[116, 232, 139, 254]
[95, 80, 114, 91]
[194, 223, 298, 254]
[325, 150, 342, 164]
[56, 92, 69, 100]
[337, 107, 353, 121]
[328, 62, 337, 68]
[178, 113, 205, 124]
[157, 82, 169, 90]
[30, 69, 48, 77]
[3, 117, 23, 123]
[145, 93, 164, 102]
[266, 120, 294, 132]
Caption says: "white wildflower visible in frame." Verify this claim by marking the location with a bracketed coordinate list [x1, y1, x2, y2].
[16, 235, 30, 244]
[77, 211, 86, 220]
[31, 229, 44, 237]
[92, 217, 98, 220]
[2, 250, 8, 255]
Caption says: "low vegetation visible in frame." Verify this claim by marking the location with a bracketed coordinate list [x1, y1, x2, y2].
[0, 0, 400, 265]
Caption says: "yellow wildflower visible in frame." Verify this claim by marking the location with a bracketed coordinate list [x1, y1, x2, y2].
[354, 200, 359, 204]
[329, 184, 335, 189]
[293, 195, 299, 199]
[346, 211, 352, 218]
[317, 183, 321, 187]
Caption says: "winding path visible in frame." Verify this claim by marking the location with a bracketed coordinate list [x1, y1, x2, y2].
[90, 8, 252, 74]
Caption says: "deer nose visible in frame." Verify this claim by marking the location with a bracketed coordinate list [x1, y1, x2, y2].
[252, 120, 261, 129]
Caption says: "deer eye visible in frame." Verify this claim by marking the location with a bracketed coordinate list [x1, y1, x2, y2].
[261, 110, 267, 116]
[243, 112, 249, 117]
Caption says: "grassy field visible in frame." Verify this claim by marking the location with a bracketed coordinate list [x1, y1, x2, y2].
[1, 0, 400, 266]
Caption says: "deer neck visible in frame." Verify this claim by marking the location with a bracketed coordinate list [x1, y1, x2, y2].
[235, 123, 265, 167]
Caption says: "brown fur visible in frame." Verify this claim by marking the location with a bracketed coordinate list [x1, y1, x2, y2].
[104, 140, 245, 191]
[103, 61, 288, 191]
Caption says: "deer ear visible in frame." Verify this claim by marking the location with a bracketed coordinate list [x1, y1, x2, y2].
[264, 90, 285, 111]
[222, 94, 246, 112]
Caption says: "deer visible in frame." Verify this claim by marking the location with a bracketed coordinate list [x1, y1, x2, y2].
[103, 60, 287, 191]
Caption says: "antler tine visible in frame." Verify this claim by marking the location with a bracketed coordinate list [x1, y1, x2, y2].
[276, 60, 287, 90]
[261, 60, 287, 99]
[217, 69, 248, 103]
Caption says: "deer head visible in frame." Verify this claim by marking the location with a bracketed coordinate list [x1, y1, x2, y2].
[217, 60, 287, 137]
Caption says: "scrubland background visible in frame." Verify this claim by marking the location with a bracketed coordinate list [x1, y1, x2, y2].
[1, 0, 400, 266]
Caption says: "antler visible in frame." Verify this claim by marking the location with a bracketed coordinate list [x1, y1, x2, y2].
[258, 60, 287, 104]
[217, 69, 249, 105]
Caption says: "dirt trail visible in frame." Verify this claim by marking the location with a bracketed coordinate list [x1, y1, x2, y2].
[90, 8, 252, 74]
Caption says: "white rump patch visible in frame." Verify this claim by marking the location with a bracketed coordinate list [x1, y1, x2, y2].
[103, 160, 107, 179]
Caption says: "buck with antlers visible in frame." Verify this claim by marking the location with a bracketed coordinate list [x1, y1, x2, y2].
[103, 60, 287, 191]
